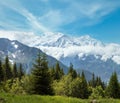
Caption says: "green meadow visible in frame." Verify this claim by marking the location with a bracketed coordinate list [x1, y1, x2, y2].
[0, 93, 120, 103]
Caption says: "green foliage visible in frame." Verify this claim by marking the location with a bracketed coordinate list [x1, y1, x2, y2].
[89, 86, 105, 99]
[53, 73, 89, 99]
[80, 72, 89, 99]
[89, 73, 96, 88]
[1, 54, 120, 100]
[89, 73, 105, 90]
[21, 75, 32, 94]
[0, 60, 4, 83]
[69, 77, 82, 98]
[0, 93, 90, 103]
[70, 75, 89, 99]
[0, 93, 120, 103]
[105, 72, 120, 98]
[18, 63, 24, 80]
[3, 78, 25, 94]
[3, 79, 13, 92]
[54, 62, 64, 80]
[30, 53, 52, 95]
[53, 74, 73, 96]
[10, 78, 25, 94]
[68, 63, 77, 79]
[96, 76, 105, 89]
[13, 62, 18, 78]
[3, 56, 13, 80]
[49, 62, 64, 81]
[49, 67, 56, 80]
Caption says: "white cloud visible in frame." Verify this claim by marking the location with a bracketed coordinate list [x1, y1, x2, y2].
[0, 0, 120, 33]
[37, 0, 120, 29]
[61, 0, 120, 17]
[0, 30, 39, 45]
[39, 10, 64, 29]
[21, 9, 50, 32]
[38, 44, 120, 65]
[112, 56, 120, 64]
[0, 0, 50, 33]
[1, 30, 120, 65]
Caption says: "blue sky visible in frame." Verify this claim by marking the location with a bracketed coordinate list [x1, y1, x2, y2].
[0, 0, 120, 43]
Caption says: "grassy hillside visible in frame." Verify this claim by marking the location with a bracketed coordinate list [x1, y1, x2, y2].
[0, 93, 120, 103]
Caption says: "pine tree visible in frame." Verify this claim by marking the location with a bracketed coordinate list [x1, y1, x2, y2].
[55, 62, 63, 80]
[89, 73, 96, 88]
[4, 56, 13, 80]
[18, 63, 24, 80]
[80, 71, 89, 99]
[96, 76, 105, 90]
[60, 68, 64, 76]
[105, 72, 120, 98]
[0, 60, 4, 83]
[31, 52, 52, 95]
[49, 67, 56, 80]
[68, 63, 77, 79]
[13, 62, 18, 78]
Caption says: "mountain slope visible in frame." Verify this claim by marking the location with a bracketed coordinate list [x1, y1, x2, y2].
[0, 38, 68, 73]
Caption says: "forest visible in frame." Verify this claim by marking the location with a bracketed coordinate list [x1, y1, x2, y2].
[0, 53, 120, 103]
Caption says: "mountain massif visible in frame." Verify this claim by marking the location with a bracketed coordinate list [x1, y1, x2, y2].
[0, 31, 120, 81]
[0, 38, 68, 74]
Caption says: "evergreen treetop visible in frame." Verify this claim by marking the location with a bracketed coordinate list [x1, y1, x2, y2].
[31, 52, 52, 95]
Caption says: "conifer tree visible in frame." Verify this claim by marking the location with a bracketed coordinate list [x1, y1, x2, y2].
[68, 63, 77, 79]
[96, 76, 105, 90]
[31, 52, 52, 95]
[18, 63, 24, 80]
[80, 71, 89, 99]
[89, 73, 96, 88]
[49, 67, 56, 80]
[55, 62, 63, 80]
[0, 60, 4, 83]
[60, 68, 64, 76]
[105, 72, 120, 98]
[13, 62, 18, 78]
[4, 56, 13, 80]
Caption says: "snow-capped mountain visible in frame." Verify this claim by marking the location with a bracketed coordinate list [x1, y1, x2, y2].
[0, 38, 68, 74]
[0, 31, 120, 81]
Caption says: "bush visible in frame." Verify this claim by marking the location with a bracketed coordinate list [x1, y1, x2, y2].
[3, 78, 26, 94]
[3, 79, 13, 92]
[52, 75, 73, 96]
[89, 86, 105, 99]
[10, 78, 25, 94]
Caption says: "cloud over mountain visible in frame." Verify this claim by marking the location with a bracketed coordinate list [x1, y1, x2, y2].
[1, 30, 120, 81]
[0, 30, 120, 65]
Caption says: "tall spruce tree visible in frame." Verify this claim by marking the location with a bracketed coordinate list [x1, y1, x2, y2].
[80, 71, 89, 99]
[31, 52, 52, 95]
[96, 76, 105, 90]
[105, 72, 120, 98]
[18, 63, 24, 80]
[4, 56, 13, 80]
[60, 68, 64, 76]
[13, 62, 18, 78]
[89, 73, 96, 88]
[0, 60, 4, 83]
[55, 62, 63, 80]
[68, 63, 77, 79]
[49, 67, 56, 80]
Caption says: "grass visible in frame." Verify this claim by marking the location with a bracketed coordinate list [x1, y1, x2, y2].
[0, 93, 120, 103]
